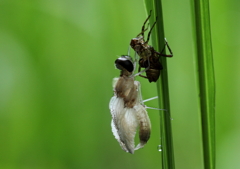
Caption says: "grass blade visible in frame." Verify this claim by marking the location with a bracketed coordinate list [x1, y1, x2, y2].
[144, 0, 175, 168]
[193, 0, 216, 168]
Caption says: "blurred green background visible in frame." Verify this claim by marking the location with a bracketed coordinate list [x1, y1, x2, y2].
[0, 0, 239, 168]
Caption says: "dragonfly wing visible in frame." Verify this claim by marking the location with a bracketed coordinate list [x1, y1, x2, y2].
[109, 96, 138, 154]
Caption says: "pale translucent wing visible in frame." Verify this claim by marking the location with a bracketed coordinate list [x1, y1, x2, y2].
[115, 108, 138, 154]
[134, 81, 143, 104]
[109, 96, 124, 119]
[109, 95, 138, 154]
[111, 119, 129, 152]
[110, 96, 129, 152]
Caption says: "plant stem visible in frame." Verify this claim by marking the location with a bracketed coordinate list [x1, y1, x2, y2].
[144, 0, 175, 168]
[193, 0, 216, 168]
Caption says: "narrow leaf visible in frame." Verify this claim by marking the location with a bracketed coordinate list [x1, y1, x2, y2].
[144, 0, 175, 168]
[193, 0, 216, 168]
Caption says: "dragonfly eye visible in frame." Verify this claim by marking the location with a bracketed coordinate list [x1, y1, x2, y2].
[115, 55, 134, 72]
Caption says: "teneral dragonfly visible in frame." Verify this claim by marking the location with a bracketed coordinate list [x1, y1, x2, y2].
[109, 55, 151, 154]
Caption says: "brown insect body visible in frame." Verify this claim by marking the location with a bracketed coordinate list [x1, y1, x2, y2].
[139, 52, 163, 82]
[130, 10, 173, 82]
[114, 75, 137, 108]
[114, 56, 137, 108]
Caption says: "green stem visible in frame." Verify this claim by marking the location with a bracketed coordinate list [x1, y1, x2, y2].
[144, 0, 175, 168]
[193, 0, 216, 168]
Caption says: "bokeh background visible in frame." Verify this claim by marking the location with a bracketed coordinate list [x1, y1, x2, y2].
[0, 0, 239, 168]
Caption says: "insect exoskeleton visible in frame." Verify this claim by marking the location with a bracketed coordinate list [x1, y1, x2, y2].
[109, 55, 151, 154]
[130, 10, 173, 82]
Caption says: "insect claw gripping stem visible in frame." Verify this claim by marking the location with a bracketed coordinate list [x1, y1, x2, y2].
[157, 38, 173, 57]
[145, 16, 158, 44]
[165, 38, 173, 57]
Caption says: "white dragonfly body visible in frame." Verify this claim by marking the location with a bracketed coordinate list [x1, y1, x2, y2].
[109, 56, 151, 154]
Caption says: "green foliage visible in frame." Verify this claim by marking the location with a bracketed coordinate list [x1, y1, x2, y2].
[144, 0, 175, 168]
[145, 0, 215, 168]
[0, 0, 240, 169]
[193, 0, 215, 168]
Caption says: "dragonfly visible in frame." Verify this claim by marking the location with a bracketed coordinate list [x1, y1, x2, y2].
[109, 55, 153, 154]
[130, 10, 173, 82]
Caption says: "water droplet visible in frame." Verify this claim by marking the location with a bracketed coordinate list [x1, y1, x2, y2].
[157, 145, 162, 152]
